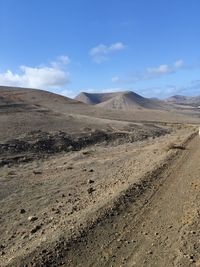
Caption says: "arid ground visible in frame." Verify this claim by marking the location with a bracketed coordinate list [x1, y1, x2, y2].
[0, 86, 200, 267]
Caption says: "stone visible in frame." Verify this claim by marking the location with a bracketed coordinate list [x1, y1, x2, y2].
[20, 208, 26, 214]
[66, 166, 73, 170]
[28, 216, 38, 222]
[87, 187, 95, 194]
[88, 179, 94, 184]
[33, 170, 42, 175]
[30, 225, 41, 234]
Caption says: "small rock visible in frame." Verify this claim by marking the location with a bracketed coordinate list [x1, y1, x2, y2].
[66, 166, 73, 170]
[54, 209, 60, 214]
[190, 230, 196, 234]
[88, 179, 94, 184]
[30, 225, 41, 234]
[28, 216, 38, 222]
[33, 170, 42, 175]
[20, 208, 26, 214]
[122, 257, 127, 263]
[87, 187, 95, 194]
[89, 169, 94, 172]
[21, 234, 28, 240]
[61, 194, 65, 198]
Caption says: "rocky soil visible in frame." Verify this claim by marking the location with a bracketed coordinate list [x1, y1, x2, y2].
[0, 124, 169, 166]
[0, 126, 197, 267]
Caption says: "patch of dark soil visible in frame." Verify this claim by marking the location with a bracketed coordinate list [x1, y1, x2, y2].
[0, 126, 170, 166]
[0, 95, 49, 114]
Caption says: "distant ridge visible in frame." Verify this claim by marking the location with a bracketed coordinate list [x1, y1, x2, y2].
[75, 91, 167, 110]
[166, 95, 190, 103]
[166, 95, 200, 106]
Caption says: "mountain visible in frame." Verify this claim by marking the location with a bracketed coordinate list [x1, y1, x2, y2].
[166, 95, 200, 106]
[75, 91, 123, 105]
[1, 86, 199, 142]
[75, 91, 167, 110]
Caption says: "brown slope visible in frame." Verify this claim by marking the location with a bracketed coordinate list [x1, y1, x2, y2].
[75, 91, 169, 110]
[96, 91, 167, 110]
[0, 85, 78, 106]
[0, 86, 107, 141]
[1, 86, 199, 143]
[75, 91, 131, 105]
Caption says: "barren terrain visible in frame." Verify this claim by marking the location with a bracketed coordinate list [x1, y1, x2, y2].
[0, 86, 200, 267]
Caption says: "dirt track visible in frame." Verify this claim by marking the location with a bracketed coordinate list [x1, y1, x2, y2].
[63, 134, 200, 267]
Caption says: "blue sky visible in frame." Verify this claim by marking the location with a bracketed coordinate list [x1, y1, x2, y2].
[0, 0, 200, 98]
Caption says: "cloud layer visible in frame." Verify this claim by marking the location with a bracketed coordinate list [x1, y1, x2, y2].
[89, 42, 125, 63]
[112, 59, 185, 84]
[136, 79, 200, 99]
[0, 56, 70, 89]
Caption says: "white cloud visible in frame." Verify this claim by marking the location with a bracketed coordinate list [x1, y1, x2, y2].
[112, 59, 186, 84]
[57, 55, 70, 65]
[111, 76, 121, 83]
[109, 42, 125, 51]
[89, 42, 125, 63]
[174, 59, 184, 68]
[146, 59, 185, 78]
[140, 79, 200, 99]
[51, 55, 70, 68]
[147, 64, 173, 75]
[0, 56, 70, 89]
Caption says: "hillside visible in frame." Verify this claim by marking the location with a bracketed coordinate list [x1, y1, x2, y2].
[96, 91, 167, 110]
[75, 91, 169, 110]
[75, 91, 125, 105]
[1, 86, 200, 142]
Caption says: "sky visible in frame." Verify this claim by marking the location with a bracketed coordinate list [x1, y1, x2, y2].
[0, 0, 200, 99]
